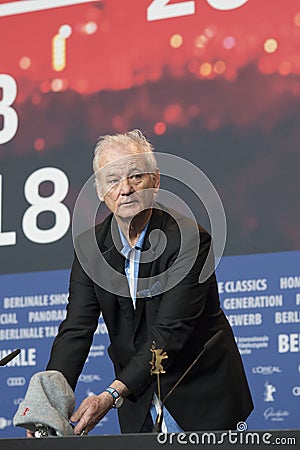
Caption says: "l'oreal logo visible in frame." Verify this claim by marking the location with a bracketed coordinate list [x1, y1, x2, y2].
[252, 366, 282, 375]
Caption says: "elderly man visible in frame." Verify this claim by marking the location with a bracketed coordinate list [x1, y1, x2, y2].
[46, 130, 253, 434]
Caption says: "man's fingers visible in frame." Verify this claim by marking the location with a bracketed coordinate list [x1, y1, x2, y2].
[71, 394, 111, 435]
[73, 405, 98, 435]
[70, 409, 81, 422]
[73, 416, 89, 435]
[71, 398, 96, 434]
[70, 398, 90, 422]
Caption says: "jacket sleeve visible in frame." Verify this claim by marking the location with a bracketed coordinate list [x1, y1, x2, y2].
[46, 251, 101, 391]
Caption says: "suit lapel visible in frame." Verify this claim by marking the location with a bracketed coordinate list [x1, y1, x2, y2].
[97, 206, 166, 333]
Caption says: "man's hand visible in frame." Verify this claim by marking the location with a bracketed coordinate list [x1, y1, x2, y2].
[70, 392, 114, 435]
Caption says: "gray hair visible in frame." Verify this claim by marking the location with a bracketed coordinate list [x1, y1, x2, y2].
[93, 129, 158, 175]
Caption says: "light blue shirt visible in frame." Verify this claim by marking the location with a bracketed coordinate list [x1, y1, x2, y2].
[118, 224, 182, 433]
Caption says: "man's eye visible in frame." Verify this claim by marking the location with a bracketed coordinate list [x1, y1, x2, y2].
[130, 174, 142, 181]
[108, 179, 119, 185]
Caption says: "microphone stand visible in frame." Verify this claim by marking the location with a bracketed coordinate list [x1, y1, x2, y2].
[153, 330, 224, 432]
[0, 349, 21, 366]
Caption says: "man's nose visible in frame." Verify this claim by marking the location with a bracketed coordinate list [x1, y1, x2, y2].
[119, 177, 133, 195]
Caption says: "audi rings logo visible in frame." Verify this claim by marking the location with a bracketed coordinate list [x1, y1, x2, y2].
[6, 377, 26, 387]
[292, 386, 300, 396]
[0, 418, 12, 430]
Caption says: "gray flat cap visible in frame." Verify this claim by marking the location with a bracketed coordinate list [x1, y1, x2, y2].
[13, 370, 75, 437]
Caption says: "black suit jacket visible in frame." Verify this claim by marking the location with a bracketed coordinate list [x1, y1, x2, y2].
[47, 204, 253, 432]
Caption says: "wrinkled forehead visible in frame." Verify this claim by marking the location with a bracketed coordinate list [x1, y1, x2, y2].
[97, 149, 153, 178]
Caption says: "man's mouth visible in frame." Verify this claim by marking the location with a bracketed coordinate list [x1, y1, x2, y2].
[120, 199, 138, 206]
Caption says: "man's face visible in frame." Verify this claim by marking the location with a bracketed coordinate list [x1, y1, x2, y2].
[96, 146, 160, 220]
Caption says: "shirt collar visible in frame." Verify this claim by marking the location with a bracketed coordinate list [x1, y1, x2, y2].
[118, 222, 150, 259]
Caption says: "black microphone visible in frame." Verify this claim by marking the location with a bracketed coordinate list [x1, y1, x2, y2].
[0, 349, 21, 366]
[153, 330, 224, 432]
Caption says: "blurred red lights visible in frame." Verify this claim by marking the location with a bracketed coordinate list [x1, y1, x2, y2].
[264, 38, 278, 54]
[34, 138, 45, 151]
[199, 62, 213, 77]
[154, 122, 166, 135]
[19, 56, 31, 70]
[170, 34, 183, 48]
[223, 36, 236, 49]
[163, 104, 183, 124]
[278, 61, 292, 76]
[40, 80, 51, 93]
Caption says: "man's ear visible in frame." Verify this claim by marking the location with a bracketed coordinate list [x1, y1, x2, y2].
[153, 168, 160, 192]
